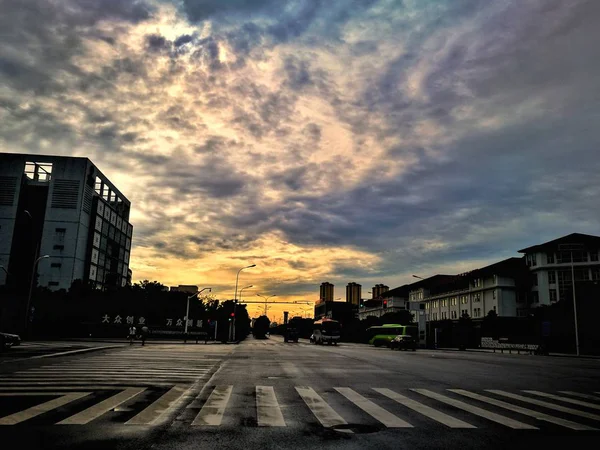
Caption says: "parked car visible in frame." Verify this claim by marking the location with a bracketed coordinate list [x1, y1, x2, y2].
[0, 331, 21, 351]
[390, 334, 417, 351]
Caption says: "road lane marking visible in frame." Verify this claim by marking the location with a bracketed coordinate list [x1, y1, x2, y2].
[256, 386, 286, 427]
[411, 389, 537, 429]
[192, 386, 233, 426]
[522, 391, 600, 410]
[374, 388, 474, 428]
[296, 386, 347, 428]
[450, 390, 596, 431]
[559, 391, 600, 401]
[0, 392, 90, 425]
[0, 381, 177, 387]
[57, 387, 146, 424]
[126, 385, 188, 425]
[334, 388, 412, 428]
[488, 390, 600, 421]
[0, 386, 130, 391]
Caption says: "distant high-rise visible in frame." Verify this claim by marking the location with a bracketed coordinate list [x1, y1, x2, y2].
[372, 284, 389, 299]
[319, 282, 334, 301]
[346, 282, 361, 306]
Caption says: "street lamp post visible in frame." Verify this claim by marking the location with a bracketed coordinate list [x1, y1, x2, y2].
[239, 285, 253, 303]
[185, 287, 211, 335]
[25, 255, 50, 335]
[233, 265, 255, 342]
[256, 294, 277, 316]
[558, 244, 583, 356]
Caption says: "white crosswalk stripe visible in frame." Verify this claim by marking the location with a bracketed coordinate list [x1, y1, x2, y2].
[1, 383, 599, 429]
[488, 390, 600, 421]
[450, 389, 597, 431]
[411, 389, 538, 429]
[256, 386, 286, 427]
[522, 391, 600, 410]
[559, 391, 600, 401]
[335, 387, 412, 428]
[296, 386, 347, 428]
[0, 392, 90, 425]
[192, 385, 233, 426]
[373, 388, 475, 428]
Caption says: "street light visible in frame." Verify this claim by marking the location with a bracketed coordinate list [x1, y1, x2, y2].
[558, 243, 583, 356]
[239, 285, 253, 303]
[185, 287, 211, 334]
[257, 294, 276, 315]
[25, 255, 50, 335]
[233, 265, 255, 342]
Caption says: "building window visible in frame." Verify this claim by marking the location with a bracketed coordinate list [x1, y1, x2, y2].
[425, 302, 430, 310]
[473, 278, 481, 287]
[548, 271, 556, 284]
[526, 254, 537, 267]
[451, 297, 457, 306]
[592, 268, 600, 281]
[442, 299, 447, 307]
[532, 273, 538, 287]
[461, 309, 468, 316]
[575, 269, 590, 281]
[549, 289, 557, 302]
[492, 290, 496, 299]
[50, 263, 62, 268]
[24, 161, 53, 182]
[451, 311, 457, 319]
[591, 251, 599, 262]
[547, 252, 555, 264]
[473, 293, 481, 302]
[54, 228, 66, 243]
[461, 296, 468, 304]
[95, 216, 102, 232]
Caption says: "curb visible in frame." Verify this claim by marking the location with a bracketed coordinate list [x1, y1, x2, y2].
[1, 344, 124, 364]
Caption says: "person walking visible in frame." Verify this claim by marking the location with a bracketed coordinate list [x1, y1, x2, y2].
[140, 325, 149, 346]
[128, 325, 137, 345]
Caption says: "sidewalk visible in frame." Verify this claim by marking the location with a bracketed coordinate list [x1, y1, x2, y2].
[435, 347, 600, 359]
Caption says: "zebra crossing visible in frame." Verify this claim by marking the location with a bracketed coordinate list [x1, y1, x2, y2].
[0, 346, 222, 425]
[1, 385, 598, 429]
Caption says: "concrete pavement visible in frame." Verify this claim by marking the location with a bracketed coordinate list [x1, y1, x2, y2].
[0, 336, 598, 449]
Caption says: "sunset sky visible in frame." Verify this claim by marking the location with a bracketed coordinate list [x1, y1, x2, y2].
[1, 1, 599, 321]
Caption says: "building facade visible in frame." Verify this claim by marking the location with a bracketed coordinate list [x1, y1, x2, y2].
[319, 282, 334, 301]
[518, 233, 600, 307]
[371, 284, 389, 299]
[0, 154, 133, 292]
[412, 260, 529, 322]
[346, 282, 361, 306]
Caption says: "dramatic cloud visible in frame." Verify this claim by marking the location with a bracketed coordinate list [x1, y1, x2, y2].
[1, 0, 599, 319]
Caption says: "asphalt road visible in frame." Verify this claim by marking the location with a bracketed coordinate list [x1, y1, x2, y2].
[0, 337, 599, 449]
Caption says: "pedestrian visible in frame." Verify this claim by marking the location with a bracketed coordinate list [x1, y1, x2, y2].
[141, 325, 149, 346]
[128, 325, 137, 345]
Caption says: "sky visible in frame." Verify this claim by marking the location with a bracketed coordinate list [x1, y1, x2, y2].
[1, 0, 599, 321]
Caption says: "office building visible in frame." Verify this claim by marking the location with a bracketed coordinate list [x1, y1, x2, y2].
[518, 233, 600, 306]
[319, 282, 334, 302]
[346, 282, 361, 306]
[0, 153, 133, 292]
[372, 284, 389, 299]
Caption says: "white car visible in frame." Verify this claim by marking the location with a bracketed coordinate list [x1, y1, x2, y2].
[0, 332, 21, 350]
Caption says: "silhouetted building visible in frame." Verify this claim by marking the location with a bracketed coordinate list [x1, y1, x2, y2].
[319, 282, 334, 301]
[518, 233, 600, 307]
[0, 154, 133, 292]
[314, 300, 355, 323]
[372, 284, 389, 299]
[346, 282, 361, 306]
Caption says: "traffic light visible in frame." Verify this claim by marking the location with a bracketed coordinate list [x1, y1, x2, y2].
[383, 299, 388, 309]
[229, 312, 235, 322]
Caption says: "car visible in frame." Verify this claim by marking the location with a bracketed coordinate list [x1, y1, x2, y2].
[0, 331, 21, 351]
[390, 334, 417, 351]
[284, 327, 299, 343]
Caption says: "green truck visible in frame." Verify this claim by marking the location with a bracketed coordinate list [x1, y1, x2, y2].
[366, 324, 418, 347]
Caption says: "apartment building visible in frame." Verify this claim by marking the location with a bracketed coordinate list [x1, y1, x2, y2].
[518, 233, 600, 306]
[0, 153, 133, 292]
